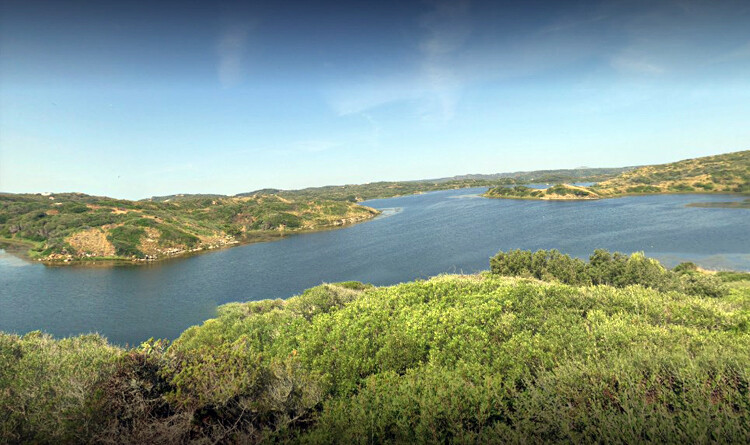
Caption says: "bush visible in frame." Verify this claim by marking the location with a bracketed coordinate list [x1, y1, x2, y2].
[0, 332, 119, 443]
[674, 262, 699, 274]
[107, 225, 146, 257]
[626, 185, 661, 193]
[158, 225, 199, 248]
[490, 249, 727, 298]
[286, 284, 366, 321]
[87, 340, 187, 444]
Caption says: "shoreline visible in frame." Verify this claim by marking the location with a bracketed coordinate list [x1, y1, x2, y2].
[2, 212, 380, 267]
[483, 189, 749, 201]
[3, 189, 747, 266]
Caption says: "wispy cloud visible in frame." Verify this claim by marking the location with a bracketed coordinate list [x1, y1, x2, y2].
[217, 23, 253, 88]
[325, 79, 421, 116]
[417, 0, 472, 121]
[325, 0, 748, 123]
[324, 1, 472, 122]
[610, 54, 665, 75]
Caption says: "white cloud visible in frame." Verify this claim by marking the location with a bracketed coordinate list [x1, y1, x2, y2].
[217, 23, 253, 88]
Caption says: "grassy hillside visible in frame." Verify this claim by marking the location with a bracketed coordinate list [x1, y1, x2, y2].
[485, 150, 750, 200]
[485, 184, 600, 200]
[592, 150, 749, 196]
[0, 193, 378, 263]
[2, 250, 749, 443]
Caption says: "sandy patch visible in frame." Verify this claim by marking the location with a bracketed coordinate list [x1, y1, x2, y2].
[66, 228, 116, 257]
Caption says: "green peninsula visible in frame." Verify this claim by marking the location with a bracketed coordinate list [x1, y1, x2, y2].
[0, 193, 378, 263]
[485, 150, 750, 200]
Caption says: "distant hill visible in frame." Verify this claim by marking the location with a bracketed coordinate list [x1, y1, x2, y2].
[486, 150, 750, 200]
[146, 167, 635, 204]
[234, 167, 632, 202]
[145, 193, 227, 202]
[429, 166, 635, 184]
[0, 193, 378, 263]
[236, 188, 283, 197]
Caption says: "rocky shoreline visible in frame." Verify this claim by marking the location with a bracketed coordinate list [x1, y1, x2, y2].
[35, 213, 377, 265]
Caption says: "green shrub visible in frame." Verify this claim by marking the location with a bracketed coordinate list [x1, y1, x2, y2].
[0, 332, 119, 443]
[158, 225, 199, 247]
[490, 249, 727, 298]
[1, 252, 747, 442]
[669, 183, 695, 192]
[674, 262, 699, 274]
[717, 271, 750, 282]
[107, 225, 146, 257]
[626, 185, 661, 193]
[252, 212, 303, 230]
[693, 182, 714, 190]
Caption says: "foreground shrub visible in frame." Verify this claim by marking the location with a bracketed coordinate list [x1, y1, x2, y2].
[87, 340, 189, 445]
[1, 264, 747, 443]
[0, 332, 120, 443]
[491, 248, 727, 298]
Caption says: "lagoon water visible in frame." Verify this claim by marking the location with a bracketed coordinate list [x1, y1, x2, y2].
[1, 188, 749, 345]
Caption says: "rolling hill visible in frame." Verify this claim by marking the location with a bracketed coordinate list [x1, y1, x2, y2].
[486, 150, 750, 200]
[0, 193, 378, 263]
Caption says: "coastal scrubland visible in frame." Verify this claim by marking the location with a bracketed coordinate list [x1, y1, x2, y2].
[0, 193, 378, 263]
[486, 150, 750, 200]
[1, 250, 748, 444]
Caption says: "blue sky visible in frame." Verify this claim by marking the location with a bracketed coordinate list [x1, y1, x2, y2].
[1, 0, 749, 199]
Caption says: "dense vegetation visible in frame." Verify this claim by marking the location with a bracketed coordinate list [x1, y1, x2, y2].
[485, 150, 750, 200]
[0, 193, 378, 263]
[491, 249, 727, 298]
[2, 250, 749, 443]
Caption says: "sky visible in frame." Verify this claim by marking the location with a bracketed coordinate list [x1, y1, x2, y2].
[1, 0, 749, 200]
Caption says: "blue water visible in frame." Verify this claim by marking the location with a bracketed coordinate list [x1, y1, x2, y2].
[1, 189, 748, 345]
